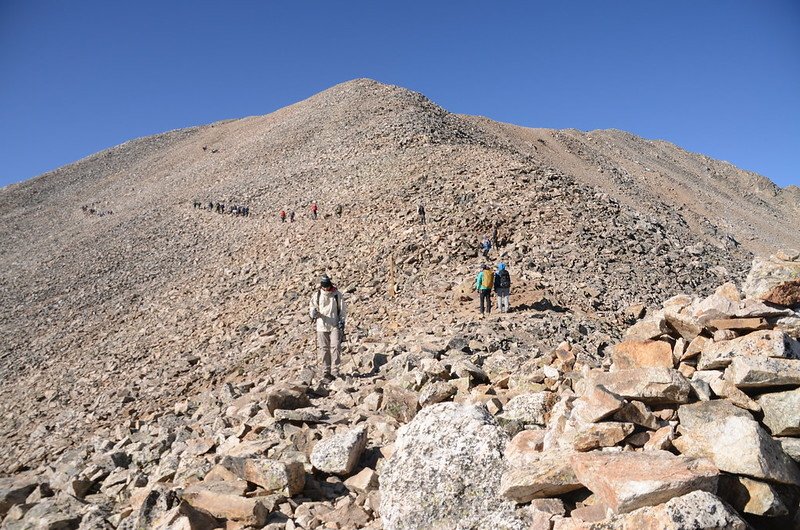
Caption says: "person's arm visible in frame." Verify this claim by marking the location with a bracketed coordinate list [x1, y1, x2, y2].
[338, 293, 347, 323]
[309, 293, 318, 321]
[475, 272, 482, 291]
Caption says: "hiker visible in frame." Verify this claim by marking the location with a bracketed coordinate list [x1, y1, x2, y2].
[475, 264, 494, 316]
[418, 202, 426, 224]
[208, 201, 213, 211]
[309, 274, 346, 381]
[280, 210, 287, 223]
[289, 210, 295, 223]
[311, 201, 318, 220]
[480, 236, 492, 259]
[335, 204, 343, 218]
[494, 263, 511, 313]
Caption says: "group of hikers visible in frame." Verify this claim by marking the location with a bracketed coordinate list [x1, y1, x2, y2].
[279, 201, 344, 222]
[81, 205, 113, 217]
[193, 200, 251, 216]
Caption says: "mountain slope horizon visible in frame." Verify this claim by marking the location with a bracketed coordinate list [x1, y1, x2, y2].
[0, 77, 798, 475]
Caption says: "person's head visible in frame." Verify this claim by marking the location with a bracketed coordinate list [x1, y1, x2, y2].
[482, 264, 490, 270]
[497, 263, 506, 271]
[320, 274, 333, 290]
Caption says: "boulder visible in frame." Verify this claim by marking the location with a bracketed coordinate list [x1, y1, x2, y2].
[611, 401, 659, 430]
[609, 340, 674, 370]
[623, 312, 670, 341]
[664, 311, 703, 341]
[676, 399, 752, 429]
[380, 403, 524, 530]
[181, 484, 270, 526]
[570, 385, 625, 424]
[758, 388, 800, 436]
[743, 253, 800, 306]
[504, 430, 546, 467]
[500, 450, 583, 503]
[500, 392, 557, 426]
[719, 475, 789, 517]
[673, 415, 800, 485]
[381, 384, 420, 423]
[600, 490, 747, 530]
[569, 450, 719, 514]
[583, 368, 691, 405]
[219, 457, 305, 496]
[697, 330, 800, 370]
[570, 422, 634, 452]
[264, 384, 312, 415]
[724, 356, 800, 389]
[706, 317, 768, 331]
[417, 381, 457, 407]
[778, 437, 800, 463]
[310, 425, 368, 475]
[0, 475, 38, 517]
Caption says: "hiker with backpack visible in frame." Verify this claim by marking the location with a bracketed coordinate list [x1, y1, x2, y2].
[309, 274, 347, 381]
[475, 264, 494, 317]
[418, 202, 426, 224]
[494, 263, 511, 313]
[335, 204, 343, 218]
[280, 210, 287, 223]
[480, 236, 492, 259]
[311, 201, 318, 220]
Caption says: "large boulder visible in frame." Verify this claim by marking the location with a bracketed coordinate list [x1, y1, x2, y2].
[569, 450, 719, 514]
[500, 392, 557, 426]
[743, 252, 800, 307]
[609, 340, 674, 370]
[500, 450, 583, 503]
[380, 402, 526, 530]
[219, 456, 305, 496]
[673, 415, 800, 485]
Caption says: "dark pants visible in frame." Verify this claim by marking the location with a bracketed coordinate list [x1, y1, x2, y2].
[479, 289, 492, 314]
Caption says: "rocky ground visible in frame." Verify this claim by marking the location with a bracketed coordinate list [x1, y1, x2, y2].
[1, 79, 799, 528]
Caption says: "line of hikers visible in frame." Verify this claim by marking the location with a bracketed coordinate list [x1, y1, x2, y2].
[280, 201, 344, 222]
[193, 201, 250, 216]
[81, 205, 113, 217]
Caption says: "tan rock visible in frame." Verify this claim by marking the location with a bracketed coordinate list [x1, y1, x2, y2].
[724, 355, 800, 389]
[219, 457, 305, 496]
[643, 425, 675, 451]
[610, 340, 674, 370]
[719, 475, 788, 517]
[664, 311, 703, 341]
[707, 378, 760, 412]
[673, 415, 800, 485]
[608, 491, 747, 529]
[505, 429, 546, 467]
[344, 467, 378, 493]
[681, 335, 708, 361]
[381, 384, 420, 423]
[743, 254, 800, 306]
[500, 450, 583, 503]
[181, 485, 269, 526]
[310, 425, 368, 475]
[500, 391, 557, 426]
[758, 388, 800, 436]
[571, 385, 625, 424]
[623, 312, 671, 341]
[706, 317, 768, 331]
[697, 329, 800, 370]
[571, 422, 634, 452]
[569, 450, 719, 514]
[585, 368, 690, 405]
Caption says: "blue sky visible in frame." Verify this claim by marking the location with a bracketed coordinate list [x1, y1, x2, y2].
[1, 1, 798, 188]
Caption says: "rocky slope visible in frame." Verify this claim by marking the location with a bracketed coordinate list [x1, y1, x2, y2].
[0, 78, 799, 528]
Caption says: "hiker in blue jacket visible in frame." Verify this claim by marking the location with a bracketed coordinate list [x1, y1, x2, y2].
[494, 263, 511, 313]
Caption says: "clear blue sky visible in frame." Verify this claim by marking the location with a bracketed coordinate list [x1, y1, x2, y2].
[1, 1, 798, 188]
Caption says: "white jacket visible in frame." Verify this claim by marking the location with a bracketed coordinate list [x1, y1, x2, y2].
[309, 289, 346, 332]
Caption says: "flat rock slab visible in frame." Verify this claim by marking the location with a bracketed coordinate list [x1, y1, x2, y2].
[310, 425, 367, 475]
[724, 356, 800, 389]
[610, 340, 674, 370]
[719, 475, 789, 517]
[674, 415, 800, 485]
[706, 317, 768, 331]
[571, 385, 625, 424]
[697, 330, 800, 370]
[273, 407, 326, 423]
[500, 450, 583, 503]
[569, 450, 719, 514]
[591, 491, 748, 530]
[677, 399, 752, 430]
[584, 368, 690, 405]
[181, 485, 270, 526]
[758, 388, 800, 436]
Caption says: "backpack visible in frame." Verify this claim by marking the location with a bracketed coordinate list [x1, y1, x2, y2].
[496, 269, 511, 289]
[480, 270, 494, 289]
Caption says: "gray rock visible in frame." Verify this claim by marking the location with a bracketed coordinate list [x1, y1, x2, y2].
[758, 388, 800, 436]
[380, 402, 526, 530]
[724, 356, 800, 388]
[310, 425, 367, 475]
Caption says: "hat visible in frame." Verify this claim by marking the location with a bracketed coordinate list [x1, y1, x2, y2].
[497, 263, 506, 271]
[320, 274, 333, 288]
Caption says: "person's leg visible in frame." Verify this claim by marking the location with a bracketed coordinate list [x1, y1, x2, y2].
[504, 292, 510, 312]
[317, 331, 332, 378]
[330, 327, 342, 377]
[479, 289, 485, 314]
[486, 290, 492, 313]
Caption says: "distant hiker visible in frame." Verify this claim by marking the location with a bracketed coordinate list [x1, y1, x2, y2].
[335, 204, 343, 218]
[289, 210, 295, 223]
[311, 201, 318, 220]
[481, 236, 492, 259]
[208, 201, 213, 210]
[494, 263, 511, 313]
[280, 210, 287, 223]
[418, 202, 426, 224]
[475, 264, 494, 316]
[309, 274, 346, 381]
[220, 203, 225, 214]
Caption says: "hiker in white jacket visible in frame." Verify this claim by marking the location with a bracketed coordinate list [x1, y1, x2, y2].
[309, 274, 346, 380]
